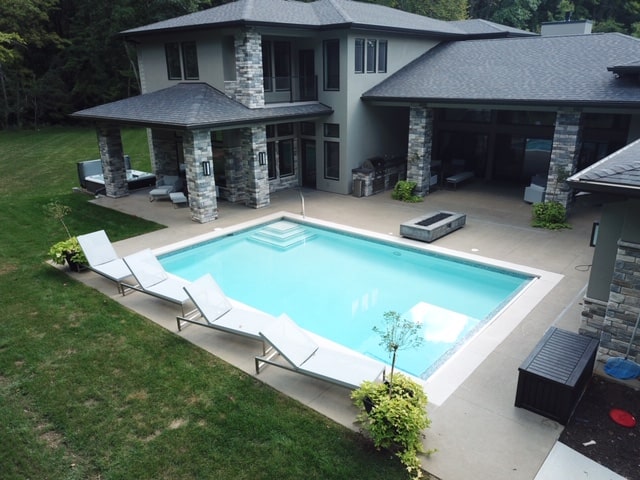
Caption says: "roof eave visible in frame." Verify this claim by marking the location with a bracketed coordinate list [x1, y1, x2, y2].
[361, 96, 640, 109]
[567, 179, 640, 198]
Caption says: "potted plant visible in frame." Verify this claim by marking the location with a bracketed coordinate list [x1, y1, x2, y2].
[44, 201, 87, 271]
[351, 311, 431, 479]
[48, 237, 87, 272]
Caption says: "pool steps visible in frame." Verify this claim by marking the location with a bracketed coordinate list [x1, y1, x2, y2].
[249, 221, 316, 250]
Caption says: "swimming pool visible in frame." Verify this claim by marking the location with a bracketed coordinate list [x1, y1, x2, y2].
[159, 218, 534, 379]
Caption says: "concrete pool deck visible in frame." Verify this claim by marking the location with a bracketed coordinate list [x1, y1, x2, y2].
[78, 181, 618, 480]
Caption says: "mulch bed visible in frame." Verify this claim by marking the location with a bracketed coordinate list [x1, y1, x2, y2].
[559, 375, 640, 480]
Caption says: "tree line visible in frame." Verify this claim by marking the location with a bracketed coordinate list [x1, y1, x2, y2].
[1, 0, 638, 129]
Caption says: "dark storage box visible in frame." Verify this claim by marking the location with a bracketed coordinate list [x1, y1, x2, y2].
[515, 327, 598, 425]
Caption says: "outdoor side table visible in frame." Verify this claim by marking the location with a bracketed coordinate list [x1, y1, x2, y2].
[515, 327, 599, 425]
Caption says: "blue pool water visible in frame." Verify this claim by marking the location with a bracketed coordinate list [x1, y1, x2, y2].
[160, 220, 532, 379]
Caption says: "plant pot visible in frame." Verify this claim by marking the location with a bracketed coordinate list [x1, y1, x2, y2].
[65, 252, 83, 272]
[363, 395, 375, 414]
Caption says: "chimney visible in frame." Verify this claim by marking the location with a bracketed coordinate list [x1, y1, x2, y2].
[541, 19, 593, 36]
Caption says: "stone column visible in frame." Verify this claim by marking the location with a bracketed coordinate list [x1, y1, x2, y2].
[598, 240, 640, 362]
[232, 29, 264, 108]
[242, 125, 269, 209]
[150, 129, 180, 175]
[183, 129, 218, 223]
[96, 125, 128, 198]
[546, 109, 582, 207]
[406, 105, 434, 197]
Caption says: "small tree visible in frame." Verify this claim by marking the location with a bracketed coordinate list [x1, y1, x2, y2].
[351, 311, 430, 479]
[373, 310, 424, 394]
[44, 200, 72, 238]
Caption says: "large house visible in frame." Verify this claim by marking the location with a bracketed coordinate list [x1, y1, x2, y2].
[73, 0, 640, 225]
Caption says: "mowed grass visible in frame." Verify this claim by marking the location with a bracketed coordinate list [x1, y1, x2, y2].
[0, 127, 409, 479]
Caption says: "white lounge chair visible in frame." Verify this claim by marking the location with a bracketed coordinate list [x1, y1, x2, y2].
[76, 230, 134, 293]
[255, 314, 386, 390]
[122, 249, 191, 314]
[177, 274, 276, 353]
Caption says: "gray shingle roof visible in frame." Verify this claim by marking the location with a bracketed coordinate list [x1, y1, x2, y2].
[449, 19, 536, 37]
[363, 33, 640, 108]
[567, 139, 640, 195]
[122, 0, 464, 37]
[71, 83, 333, 129]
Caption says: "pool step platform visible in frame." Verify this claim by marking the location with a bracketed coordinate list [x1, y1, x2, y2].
[249, 221, 316, 250]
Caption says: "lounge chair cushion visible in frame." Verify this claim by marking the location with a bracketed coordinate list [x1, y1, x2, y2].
[78, 230, 118, 266]
[184, 274, 233, 323]
[123, 249, 168, 288]
[259, 313, 318, 368]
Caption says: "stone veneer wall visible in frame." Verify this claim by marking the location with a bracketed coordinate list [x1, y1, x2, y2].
[150, 129, 180, 176]
[242, 126, 269, 209]
[230, 29, 264, 108]
[599, 240, 640, 362]
[183, 129, 218, 223]
[97, 125, 128, 198]
[221, 144, 246, 203]
[546, 109, 582, 208]
[406, 105, 434, 196]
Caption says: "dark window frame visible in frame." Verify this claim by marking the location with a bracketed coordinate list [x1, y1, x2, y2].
[324, 141, 340, 180]
[355, 38, 364, 74]
[377, 40, 387, 73]
[165, 43, 182, 80]
[366, 39, 376, 73]
[181, 41, 199, 80]
[323, 39, 340, 91]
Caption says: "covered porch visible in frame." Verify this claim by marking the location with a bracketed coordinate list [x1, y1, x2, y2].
[72, 83, 332, 223]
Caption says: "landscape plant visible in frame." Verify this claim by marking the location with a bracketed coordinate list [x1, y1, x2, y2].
[351, 311, 430, 478]
[531, 201, 571, 230]
[392, 180, 423, 203]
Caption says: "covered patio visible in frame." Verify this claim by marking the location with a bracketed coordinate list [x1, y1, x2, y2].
[72, 82, 332, 223]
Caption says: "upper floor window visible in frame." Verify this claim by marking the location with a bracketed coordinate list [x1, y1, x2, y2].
[324, 39, 340, 91]
[366, 39, 376, 73]
[355, 38, 364, 74]
[262, 40, 291, 92]
[354, 38, 387, 74]
[182, 42, 199, 79]
[165, 41, 199, 80]
[378, 40, 387, 73]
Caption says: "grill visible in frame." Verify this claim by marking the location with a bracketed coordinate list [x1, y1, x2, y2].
[362, 157, 387, 193]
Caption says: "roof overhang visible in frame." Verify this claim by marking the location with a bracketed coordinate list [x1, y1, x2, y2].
[71, 83, 333, 130]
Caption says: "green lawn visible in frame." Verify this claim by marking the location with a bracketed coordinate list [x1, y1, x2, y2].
[0, 127, 410, 479]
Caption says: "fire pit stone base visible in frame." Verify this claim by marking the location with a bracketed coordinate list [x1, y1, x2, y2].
[400, 211, 466, 243]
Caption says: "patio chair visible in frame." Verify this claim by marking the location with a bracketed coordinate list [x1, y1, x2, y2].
[122, 248, 191, 314]
[76, 230, 134, 294]
[148, 175, 183, 202]
[177, 274, 276, 353]
[255, 313, 386, 390]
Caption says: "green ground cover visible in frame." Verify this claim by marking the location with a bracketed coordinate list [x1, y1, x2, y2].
[0, 127, 408, 479]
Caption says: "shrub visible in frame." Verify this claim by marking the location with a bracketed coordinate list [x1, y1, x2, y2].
[351, 373, 431, 479]
[48, 237, 87, 265]
[392, 181, 423, 203]
[531, 201, 571, 230]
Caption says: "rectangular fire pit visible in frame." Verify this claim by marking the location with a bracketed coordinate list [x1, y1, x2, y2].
[400, 211, 466, 243]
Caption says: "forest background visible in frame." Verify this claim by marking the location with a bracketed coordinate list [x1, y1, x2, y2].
[1, 0, 639, 130]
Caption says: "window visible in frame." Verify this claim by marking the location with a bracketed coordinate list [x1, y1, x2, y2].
[324, 39, 340, 91]
[181, 42, 199, 80]
[165, 43, 182, 80]
[366, 39, 376, 73]
[378, 40, 387, 73]
[278, 139, 294, 177]
[273, 42, 291, 91]
[324, 141, 340, 180]
[165, 41, 199, 80]
[300, 121, 316, 136]
[266, 123, 295, 180]
[262, 41, 273, 91]
[324, 123, 339, 138]
[355, 38, 364, 73]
